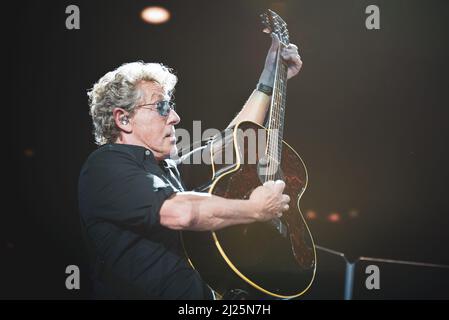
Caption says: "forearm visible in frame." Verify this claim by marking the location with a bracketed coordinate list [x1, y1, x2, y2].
[227, 89, 271, 128]
[160, 192, 258, 231]
[226, 62, 276, 129]
[226, 31, 302, 129]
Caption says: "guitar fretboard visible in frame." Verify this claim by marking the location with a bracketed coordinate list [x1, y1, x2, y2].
[266, 44, 288, 180]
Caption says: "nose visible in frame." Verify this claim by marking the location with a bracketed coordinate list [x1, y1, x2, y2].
[167, 108, 181, 125]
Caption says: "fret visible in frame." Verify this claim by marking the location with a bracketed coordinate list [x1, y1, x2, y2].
[266, 46, 288, 180]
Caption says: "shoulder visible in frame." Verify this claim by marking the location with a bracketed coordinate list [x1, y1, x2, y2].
[80, 145, 143, 181]
[85, 144, 139, 167]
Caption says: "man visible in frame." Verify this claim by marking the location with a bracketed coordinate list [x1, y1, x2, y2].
[78, 34, 302, 299]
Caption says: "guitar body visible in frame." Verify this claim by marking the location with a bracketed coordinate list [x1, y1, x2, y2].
[181, 121, 316, 299]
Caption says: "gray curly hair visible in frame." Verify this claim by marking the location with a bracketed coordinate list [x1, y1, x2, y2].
[87, 61, 177, 145]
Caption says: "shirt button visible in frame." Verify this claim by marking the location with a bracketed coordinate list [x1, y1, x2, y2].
[145, 150, 151, 156]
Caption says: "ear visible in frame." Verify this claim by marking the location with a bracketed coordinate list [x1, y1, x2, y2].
[113, 108, 132, 133]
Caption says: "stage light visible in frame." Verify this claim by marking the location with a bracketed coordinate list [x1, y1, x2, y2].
[141, 6, 171, 25]
[305, 210, 317, 220]
[24, 148, 34, 157]
[327, 212, 341, 223]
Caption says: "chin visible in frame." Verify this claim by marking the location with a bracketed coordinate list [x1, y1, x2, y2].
[169, 145, 178, 159]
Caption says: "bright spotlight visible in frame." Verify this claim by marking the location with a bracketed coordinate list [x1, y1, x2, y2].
[141, 6, 171, 25]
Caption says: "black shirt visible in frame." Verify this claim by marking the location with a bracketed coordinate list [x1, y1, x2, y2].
[78, 143, 213, 299]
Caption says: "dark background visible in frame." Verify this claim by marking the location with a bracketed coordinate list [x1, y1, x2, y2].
[2, 0, 449, 299]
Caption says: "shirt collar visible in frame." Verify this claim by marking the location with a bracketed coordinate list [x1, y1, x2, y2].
[106, 143, 176, 168]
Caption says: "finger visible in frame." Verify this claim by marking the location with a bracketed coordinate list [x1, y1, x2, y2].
[263, 180, 275, 187]
[274, 180, 286, 192]
[283, 194, 291, 203]
[283, 204, 289, 211]
[282, 50, 299, 58]
[285, 56, 302, 69]
[292, 54, 302, 64]
[282, 52, 301, 62]
[277, 212, 283, 217]
[283, 46, 299, 54]
[288, 43, 298, 50]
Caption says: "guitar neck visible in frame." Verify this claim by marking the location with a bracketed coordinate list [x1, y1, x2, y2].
[267, 44, 288, 166]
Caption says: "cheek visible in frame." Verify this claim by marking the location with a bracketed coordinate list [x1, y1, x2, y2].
[148, 128, 165, 146]
[145, 124, 168, 148]
[141, 125, 156, 141]
[133, 114, 169, 150]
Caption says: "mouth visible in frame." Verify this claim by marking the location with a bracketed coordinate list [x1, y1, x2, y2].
[165, 132, 175, 138]
[165, 131, 176, 142]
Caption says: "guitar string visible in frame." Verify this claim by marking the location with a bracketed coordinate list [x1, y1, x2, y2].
[278, 60, 286, 171]
[266, 48, 276, 182]
[276, 63, 284, 180]
[269, 46, 281, 181]
[270, 45, 286, 181]
[267, 49, 278, 182]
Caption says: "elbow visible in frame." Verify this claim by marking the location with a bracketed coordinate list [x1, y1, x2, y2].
[160, 198, 197, 230]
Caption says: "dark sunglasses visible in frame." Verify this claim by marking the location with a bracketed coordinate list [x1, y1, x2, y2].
[136, 100, 176, 117]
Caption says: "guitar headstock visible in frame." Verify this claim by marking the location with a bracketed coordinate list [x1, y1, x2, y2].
[260, 9, 290, 45]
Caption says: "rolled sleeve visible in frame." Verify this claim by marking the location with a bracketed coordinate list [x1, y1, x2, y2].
[79, 148, 177, 229]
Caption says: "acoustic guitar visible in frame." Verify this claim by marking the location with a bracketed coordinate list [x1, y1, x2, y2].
[181, 10, 317, 299]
